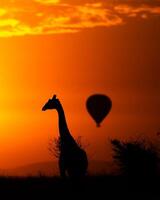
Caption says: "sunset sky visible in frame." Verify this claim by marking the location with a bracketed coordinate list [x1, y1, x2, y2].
[0, 0, 160, 169]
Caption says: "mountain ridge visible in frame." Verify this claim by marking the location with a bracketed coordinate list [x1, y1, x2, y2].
[0, 160, 116, 177]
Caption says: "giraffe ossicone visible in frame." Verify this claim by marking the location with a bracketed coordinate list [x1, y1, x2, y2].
[52, 94, 57, 99]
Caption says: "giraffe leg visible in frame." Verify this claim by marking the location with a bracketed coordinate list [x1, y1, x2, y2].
[59, 154, 66, 178]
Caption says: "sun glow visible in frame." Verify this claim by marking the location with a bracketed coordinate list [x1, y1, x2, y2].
[0, 8, 7, 16]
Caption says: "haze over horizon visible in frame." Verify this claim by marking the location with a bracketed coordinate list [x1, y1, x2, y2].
[0, 0, 160, 170]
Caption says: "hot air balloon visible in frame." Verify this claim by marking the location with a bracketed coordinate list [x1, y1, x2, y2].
[86, 94, 112, 127]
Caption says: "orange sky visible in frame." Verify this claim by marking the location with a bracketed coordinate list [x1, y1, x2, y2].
[0, 0, 160, 169]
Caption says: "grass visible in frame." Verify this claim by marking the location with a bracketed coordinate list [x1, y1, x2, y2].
[0, 175, 159, 199]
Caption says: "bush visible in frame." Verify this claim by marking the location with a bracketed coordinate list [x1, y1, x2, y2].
[111, 138, 160, 177]
[48, 136, 88, 159]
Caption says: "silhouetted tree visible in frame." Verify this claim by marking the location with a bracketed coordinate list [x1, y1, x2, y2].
[111, 138, 160, 177]
[48, 137, 62, 158]
[49, 136, 87, 159]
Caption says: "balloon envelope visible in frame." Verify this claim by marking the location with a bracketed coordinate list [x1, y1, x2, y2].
[86, 94, 112, 127]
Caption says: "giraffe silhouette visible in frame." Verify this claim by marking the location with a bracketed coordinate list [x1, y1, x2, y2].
[42, 95, 88, 178]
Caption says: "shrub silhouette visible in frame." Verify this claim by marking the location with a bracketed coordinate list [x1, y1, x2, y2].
[111, 138, 159, 177]
[49, 136, 87, 159]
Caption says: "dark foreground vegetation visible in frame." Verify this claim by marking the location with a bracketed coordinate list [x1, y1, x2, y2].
[111, 137, 160, 177]
[0, 175, 159, 199]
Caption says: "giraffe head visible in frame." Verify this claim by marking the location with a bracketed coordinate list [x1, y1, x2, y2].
[42, 95, 60, 111]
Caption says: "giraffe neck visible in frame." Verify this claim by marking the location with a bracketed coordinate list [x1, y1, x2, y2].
[56, 103, 73, 141]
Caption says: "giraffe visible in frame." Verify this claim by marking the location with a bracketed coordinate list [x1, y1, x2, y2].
[42, 95, 88, 178]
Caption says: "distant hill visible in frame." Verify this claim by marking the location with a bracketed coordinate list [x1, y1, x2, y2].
[0, 160, 116, 177]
